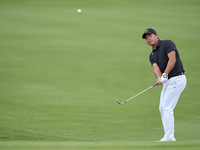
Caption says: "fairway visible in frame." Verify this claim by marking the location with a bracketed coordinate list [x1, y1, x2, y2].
[0, 0, 200, 149]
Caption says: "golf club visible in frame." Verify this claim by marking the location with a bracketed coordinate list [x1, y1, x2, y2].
[116, 83, 158, 105]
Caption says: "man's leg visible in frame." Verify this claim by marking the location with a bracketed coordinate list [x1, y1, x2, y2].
[159, 75, 186, 140]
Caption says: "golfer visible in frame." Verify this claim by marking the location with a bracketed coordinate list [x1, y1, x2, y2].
[142, 28, 187, 142]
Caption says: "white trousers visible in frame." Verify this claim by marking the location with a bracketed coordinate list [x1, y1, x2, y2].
[159, 75, 186, 139]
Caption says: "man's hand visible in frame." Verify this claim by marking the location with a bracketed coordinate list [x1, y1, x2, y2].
[157, 77, 162, 85]
[160, 73, 168, 83]
[157, 73, 168, 85]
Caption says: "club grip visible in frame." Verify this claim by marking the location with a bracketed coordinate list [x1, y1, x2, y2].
[153, 83, 158, 87]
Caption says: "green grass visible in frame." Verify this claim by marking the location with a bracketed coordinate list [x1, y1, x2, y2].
[0, 0, 200, 149]
[1, 141, 200, 150]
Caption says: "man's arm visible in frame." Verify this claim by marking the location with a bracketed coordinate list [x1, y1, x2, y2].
[154, 51, 177, 85]
[163, 51, 176, 74]
[152, 63, 162, 85]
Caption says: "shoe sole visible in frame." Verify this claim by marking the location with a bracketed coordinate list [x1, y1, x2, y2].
[155, 140, 176, 142]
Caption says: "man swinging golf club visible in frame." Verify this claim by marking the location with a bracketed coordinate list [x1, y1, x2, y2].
[142, 28, 187, 142]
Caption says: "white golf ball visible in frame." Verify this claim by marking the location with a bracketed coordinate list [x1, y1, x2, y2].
[77, 9, 81, 13]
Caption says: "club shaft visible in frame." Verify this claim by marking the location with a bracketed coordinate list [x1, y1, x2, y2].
[118, 83, 158, 105]
[126, 85, 154, 102]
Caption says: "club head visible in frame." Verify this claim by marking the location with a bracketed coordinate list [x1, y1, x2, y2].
[116, 100, 122, 105]
[116, 100, 126, 105]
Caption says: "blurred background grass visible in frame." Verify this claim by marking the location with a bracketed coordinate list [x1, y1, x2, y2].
[0, 0, 200, 149]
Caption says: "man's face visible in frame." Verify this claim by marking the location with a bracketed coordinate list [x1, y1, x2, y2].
[144, 34, 159, 47]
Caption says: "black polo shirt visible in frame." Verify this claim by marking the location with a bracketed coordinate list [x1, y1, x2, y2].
[149, 40, 185, 79]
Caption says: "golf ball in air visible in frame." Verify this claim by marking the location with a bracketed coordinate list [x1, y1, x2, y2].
[77, 9, 81, 13]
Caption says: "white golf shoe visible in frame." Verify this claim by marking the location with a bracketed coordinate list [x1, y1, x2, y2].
[156, 137, 176, 142]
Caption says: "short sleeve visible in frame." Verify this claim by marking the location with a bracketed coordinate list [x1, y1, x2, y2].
[164, 40, 177, 54]
[149, 52, 156, 66]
